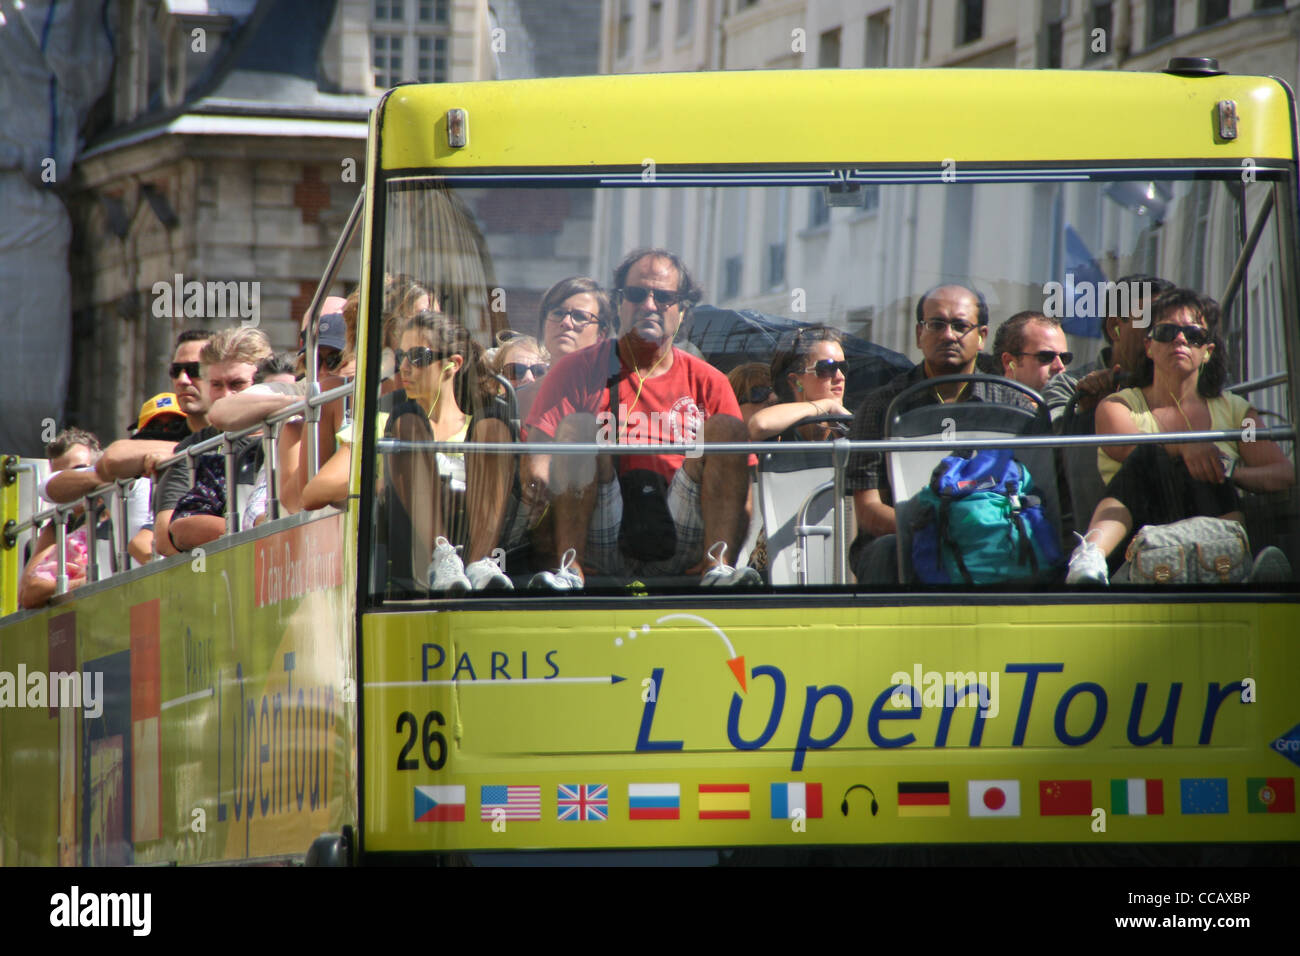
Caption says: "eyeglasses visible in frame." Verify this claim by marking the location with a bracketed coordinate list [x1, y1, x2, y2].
[618, 286, 684, 308]
[742, 385, 774, 404]
[504, 362, 548, 382]
[1150, 323, 1210, 347]
[1015, 350, 1074, 366]
[319, 349, 344, 372]
[920, 319, 979, 337]
[394, 346, 439, 369]
[169, 361, 201, 380]
[546, 307, 599, 328]
[800, 359, 849, 379]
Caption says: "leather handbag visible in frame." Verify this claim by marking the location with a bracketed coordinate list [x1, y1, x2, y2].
[1118, 516, 1251, 584]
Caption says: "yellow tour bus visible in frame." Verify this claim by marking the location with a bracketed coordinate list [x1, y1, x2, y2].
[1, 60, 1299, 868]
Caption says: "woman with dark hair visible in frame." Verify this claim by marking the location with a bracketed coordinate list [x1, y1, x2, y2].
[538, 276, 613, 360]
[747, 324, 851, 441]
[386, 310, 516, 591]
[1066, 288, 1294, 584]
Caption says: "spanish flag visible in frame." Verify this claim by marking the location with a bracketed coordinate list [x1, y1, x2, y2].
[698, 784, 750, 820]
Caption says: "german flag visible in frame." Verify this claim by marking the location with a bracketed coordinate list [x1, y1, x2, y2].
[897, 781, 950, 817]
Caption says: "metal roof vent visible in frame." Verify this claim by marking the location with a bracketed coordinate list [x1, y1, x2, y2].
[1164, 57, 1226, 77]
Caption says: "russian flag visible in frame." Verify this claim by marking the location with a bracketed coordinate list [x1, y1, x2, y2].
[770, 782, 823, 819]
[414, 785, 466, 822]
[628, 783, 680, 820]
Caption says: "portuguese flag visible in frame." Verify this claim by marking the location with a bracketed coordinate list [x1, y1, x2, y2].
[1247, 778, 1295, 814]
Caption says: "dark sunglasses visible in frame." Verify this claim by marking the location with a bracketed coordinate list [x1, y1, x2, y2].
[1015, 350, 1074, 366]
[618, 286, 684, 308]
[169, 361, 201, 380]
[1150, 323, 1210, 347]
[800, 359, 849, 378]
[394, 346, 439, 369]
[320, 349, 344, 372]
[504, 362, 548, 382]
[742, 385, 774, 404]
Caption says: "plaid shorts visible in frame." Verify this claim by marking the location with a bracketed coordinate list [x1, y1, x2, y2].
[587, 468, 705, 578]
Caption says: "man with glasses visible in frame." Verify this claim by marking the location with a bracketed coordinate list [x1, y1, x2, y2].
[993, 311, 1071, 392]
[846, 284, 1019, 582]
[94, 329, 213, 486]
[522, 247, 756, 588]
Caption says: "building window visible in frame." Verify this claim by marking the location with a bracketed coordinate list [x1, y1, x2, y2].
[958, 0, 984, 45]
[374, 34, 404, 88]
[417, 0, 448, 23]
[809, 188, 830, 229]
[865, 11, 890, 68]
[1256, 0, 1285, 9]
[1148, 0, 1175, 43]
[417, 35, 447, 82]
[764, 189, 788, 289]
[862, 184, 879, 213]
[648, 0, 663, 51]
[677, 0, 695, 38]
[374, 0, 403, 20]
[616, 0, 633, 59]
[1200, 0, 1231, 25]
[846, 306, 874, 342]
[720, 188, 746, 300]
[1086, 1, 1113, 59]
[818, 28, 841, 68]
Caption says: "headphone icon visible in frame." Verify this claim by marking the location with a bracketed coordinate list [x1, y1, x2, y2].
[840, 784, 879, 817]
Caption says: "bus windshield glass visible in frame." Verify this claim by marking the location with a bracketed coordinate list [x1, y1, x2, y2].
[366, 168, 1298, 601]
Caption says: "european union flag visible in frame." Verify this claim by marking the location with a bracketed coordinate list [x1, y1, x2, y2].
[1180, 777, 1228, 814]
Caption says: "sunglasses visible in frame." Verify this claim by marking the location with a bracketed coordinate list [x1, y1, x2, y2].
[169, 361, 201, 380]
[742, 385, 774, 404]
[1015, 350, 1074, 366]
[920, 319, 979, 337]
[1150, 323, 1210, 347]
[504, 362, 548, 382]
[394, 346, 439, 369]
[319, 349, 344, 372]
[800, 359, 849, 378]
[546, 307, 599, 328]
[618, 286, 684, 308]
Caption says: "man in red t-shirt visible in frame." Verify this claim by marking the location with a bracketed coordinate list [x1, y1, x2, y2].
[523, 248, 756, 587]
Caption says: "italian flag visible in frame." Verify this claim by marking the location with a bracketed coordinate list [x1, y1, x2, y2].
[1110, 778, 1164, 816]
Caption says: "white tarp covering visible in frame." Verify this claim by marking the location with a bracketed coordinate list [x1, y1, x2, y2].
[0, 0, 116, 455]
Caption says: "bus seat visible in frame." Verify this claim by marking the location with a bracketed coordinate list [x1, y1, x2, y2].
[756, 447, 849, 585]
[884, 376, 1060, 584]
[1060, 392, 1107, 536]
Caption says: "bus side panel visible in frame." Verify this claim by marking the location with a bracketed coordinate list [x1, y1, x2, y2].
[361, 602, 1300, 852]
[0, 514, 355, 865]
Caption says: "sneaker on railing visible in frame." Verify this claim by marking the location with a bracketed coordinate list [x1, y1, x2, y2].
[466, 556, 514, 590]
[427, 537, 471, 592]
[529, 549, 584, 590]
[1065, 532, 1109, 585]
[700, 541, 762, 587]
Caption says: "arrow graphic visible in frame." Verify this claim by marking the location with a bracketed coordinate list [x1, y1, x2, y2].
[654, 613, 747, 693]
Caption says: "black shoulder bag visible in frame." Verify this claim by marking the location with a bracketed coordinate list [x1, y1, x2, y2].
[608, 364, 678, 562]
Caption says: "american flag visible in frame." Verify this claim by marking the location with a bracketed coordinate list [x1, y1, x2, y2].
[557, 784, 608, 822]
[480, 785, 541, 821]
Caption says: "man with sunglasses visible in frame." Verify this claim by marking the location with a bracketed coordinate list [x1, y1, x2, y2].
[847, 284, 1021, 582]
[94, 329, 213, 487]
[523, 248, 756, 588]
[992, 311, 1071, 392]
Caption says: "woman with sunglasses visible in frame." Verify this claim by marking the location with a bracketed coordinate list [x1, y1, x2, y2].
[385, 310, 517, 592]
[748, 325, 851, 441]
[490, 332, 550, 418]
[538, 276, 612, 360]
[727, 362, 779, 427]
[1066, 288, 1294, 584]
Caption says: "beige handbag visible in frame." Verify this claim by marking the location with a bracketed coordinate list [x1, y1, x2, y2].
[1117, 516, 1250, 585]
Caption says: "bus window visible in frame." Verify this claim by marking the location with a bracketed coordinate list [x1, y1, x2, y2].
[366, 171, 1299, 601]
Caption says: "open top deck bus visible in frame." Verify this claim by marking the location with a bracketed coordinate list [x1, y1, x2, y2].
[2, 62, 1299, 868]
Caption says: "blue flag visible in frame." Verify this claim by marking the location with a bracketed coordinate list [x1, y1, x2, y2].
[1061, 224, 1107, 338]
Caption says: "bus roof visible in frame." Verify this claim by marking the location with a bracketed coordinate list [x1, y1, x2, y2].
[378, 69, 1295, 171]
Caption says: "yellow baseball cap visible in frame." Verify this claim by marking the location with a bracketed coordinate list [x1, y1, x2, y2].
[135, 392, 185, 431]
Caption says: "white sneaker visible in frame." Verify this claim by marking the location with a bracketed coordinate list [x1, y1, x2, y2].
[466, 556, 514, 590]
[529, 549, 584, 590]
[427, 537, 471, 592]
[700, 542, 762, 587]
[1065, 532, 1109, 585]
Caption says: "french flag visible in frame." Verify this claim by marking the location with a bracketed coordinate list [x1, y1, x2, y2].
[770, 782, 823, 819]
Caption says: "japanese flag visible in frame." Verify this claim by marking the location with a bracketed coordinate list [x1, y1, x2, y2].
[968, 780, 1021, 818]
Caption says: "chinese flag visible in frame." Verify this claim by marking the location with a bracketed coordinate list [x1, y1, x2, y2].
[1039, 780, 1093, 816]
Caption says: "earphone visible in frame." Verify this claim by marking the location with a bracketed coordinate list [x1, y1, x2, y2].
[1008, 361, 1016, 371]
[795, 382, 803, 392]
[840, 784, 879, 817]
[443, 361, 455, 372]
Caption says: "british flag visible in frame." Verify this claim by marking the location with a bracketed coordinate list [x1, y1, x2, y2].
[556, 784, 608, 822]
